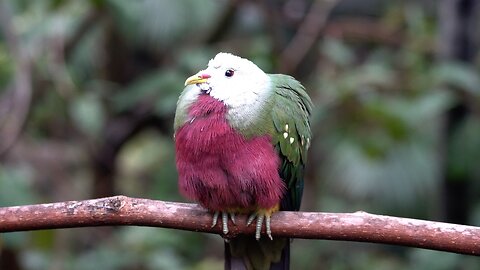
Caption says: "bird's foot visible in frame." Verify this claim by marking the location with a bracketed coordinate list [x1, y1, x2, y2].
[246, 205, 279, 240]
[211, 211, 236, 235]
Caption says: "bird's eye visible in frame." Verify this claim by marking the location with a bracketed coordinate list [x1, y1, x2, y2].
[225, 69, 235, 77]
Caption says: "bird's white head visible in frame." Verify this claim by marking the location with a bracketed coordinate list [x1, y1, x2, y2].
[184, 53, 271, 110]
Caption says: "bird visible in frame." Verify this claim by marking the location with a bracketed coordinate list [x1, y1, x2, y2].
[174, 52, 312, 270]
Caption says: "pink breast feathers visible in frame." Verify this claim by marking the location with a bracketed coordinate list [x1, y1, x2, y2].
[175, 94, 285, 211]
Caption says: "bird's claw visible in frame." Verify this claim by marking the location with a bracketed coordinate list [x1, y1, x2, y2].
[247, 212, 273, 241]
[211, 211, 236, 235]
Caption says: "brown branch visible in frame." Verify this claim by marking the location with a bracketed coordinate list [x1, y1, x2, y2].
[0, 196, 479, 256]
[323, 18, 405, 46]
[204, 0, 240, 45]
[64, 8, 103, 61]
[0, 0, 33, 157]
[279, 0, 339, 73]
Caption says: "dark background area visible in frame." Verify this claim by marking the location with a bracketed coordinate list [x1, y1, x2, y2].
[1, 0, 480, 269]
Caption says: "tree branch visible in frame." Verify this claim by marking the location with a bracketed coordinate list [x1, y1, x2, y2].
[64, 8, 103, 61]
[0, 196, 479, 255]
[0, 0, 33, 157]
[279, 0, 339, 74]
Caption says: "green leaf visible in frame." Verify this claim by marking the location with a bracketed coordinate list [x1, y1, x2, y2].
[112, 69, 183, 116]
[105, 0, 224, 48]
[321, 38, 354, 67]
[447, 116, 480, 180]
[70, 92, 105, 137]
[0, 165, 37, 207]
[432, 62, 480, 95]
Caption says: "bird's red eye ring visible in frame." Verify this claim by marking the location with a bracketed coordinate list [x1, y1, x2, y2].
[225, 69, 235, 77]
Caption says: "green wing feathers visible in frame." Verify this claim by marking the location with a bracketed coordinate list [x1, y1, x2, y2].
[269, 74, 313, 211]
[227, 75, 312, 270]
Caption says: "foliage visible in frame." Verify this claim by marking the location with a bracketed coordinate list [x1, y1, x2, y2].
[1, 0, 480, 269]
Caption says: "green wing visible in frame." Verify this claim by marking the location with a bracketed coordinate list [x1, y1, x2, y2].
[269, 74, 312, 211]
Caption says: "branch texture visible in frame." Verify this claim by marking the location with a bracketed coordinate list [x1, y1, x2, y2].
[0, 196, 479, 256]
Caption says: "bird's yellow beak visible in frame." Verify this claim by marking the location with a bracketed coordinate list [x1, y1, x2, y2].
[184, 72, 211, 86]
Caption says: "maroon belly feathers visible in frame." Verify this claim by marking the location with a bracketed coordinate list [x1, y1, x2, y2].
[175, 95, 284, 211]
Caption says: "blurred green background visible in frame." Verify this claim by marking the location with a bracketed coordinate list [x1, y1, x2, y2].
[1, 0, 480, 269]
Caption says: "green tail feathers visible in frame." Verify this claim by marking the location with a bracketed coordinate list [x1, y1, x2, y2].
[226, 236, 289, 270]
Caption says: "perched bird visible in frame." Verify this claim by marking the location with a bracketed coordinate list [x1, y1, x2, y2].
[174, 53, 312, 270]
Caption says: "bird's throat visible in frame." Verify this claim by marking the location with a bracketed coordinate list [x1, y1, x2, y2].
[188, 94, 226, 119]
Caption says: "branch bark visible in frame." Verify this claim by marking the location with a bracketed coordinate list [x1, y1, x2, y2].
[0, 196, 479, 256]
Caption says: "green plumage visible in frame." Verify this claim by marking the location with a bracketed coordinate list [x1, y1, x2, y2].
[269, 74, 312, 211]
[229, 74, 312, 270]
[239, 74, 312, 210]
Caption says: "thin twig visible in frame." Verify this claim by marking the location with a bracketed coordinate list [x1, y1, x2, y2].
[279, 0, 339, 73]
[0, 0, 33, 157]
[0, 196, 479, 256]
[64, 9, 103, 61]
[323, 18, 405, 46]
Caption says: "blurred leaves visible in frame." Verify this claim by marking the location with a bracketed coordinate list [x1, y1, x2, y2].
[0, 165, 37, 207]
[0, 165, 36, 252]
[408, 250, 462, 270]
[315, 35, 458, 214]
[321, 38, 354, 67]
[105, 0, 225, 49]
[0, 44, 14, 90]
[447, 116, 480, 180]
[70, 92, 105, 137]
[432, 62, 480, 95]
[1, 0, 480, 269]
[112, 69, 183, 116]
[117, 130, 179, 200]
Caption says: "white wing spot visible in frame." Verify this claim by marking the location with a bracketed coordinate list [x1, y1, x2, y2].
[289, 137, 295, 144]
[285, 124, 289, 132]
[283, 132, 288, 139]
